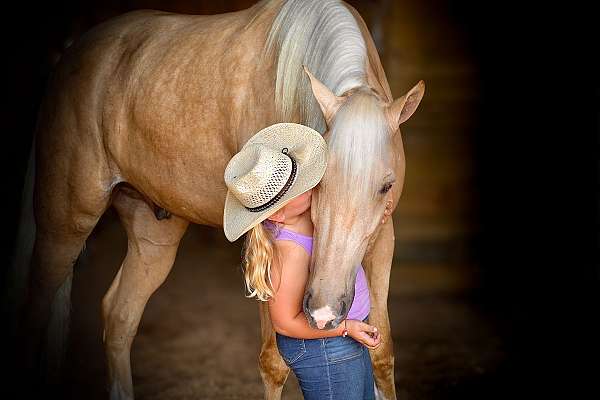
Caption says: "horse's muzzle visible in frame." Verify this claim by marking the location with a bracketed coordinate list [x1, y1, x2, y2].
[303, 291, 348, 330]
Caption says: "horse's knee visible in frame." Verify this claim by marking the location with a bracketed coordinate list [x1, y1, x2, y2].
[104, 306, 135, 333]
[371, 351, 395, 372]
[259, 347, 288, 386]
[102, 304, 135, 352]
[102, 300, 140, 348]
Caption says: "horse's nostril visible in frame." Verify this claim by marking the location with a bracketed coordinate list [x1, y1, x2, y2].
[303, 292, 312, 312]
[303, 292, 317, 327]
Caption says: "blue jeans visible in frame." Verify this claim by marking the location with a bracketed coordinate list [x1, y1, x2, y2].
[275, 315, 376, 400]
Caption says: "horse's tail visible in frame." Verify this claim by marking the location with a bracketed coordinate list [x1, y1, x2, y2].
[6, 136, 37, 338]
[44, 267, 73, 382]
[28, 134, 75, 381]
[6, 135, 74, 382]
[264, 0, 367, 133]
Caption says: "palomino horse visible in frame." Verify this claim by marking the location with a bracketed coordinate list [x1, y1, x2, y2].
[14, 0, 424, 398]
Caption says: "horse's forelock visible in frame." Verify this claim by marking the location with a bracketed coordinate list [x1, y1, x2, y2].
[328, 90, 391, 200]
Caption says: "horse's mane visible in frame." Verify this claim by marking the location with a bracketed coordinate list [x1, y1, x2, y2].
[264, 0, 368, 133]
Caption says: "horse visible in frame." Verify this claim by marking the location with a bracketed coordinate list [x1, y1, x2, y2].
[12, 0, 424, 399]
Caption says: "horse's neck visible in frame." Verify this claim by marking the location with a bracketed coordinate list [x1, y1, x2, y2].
[192, 1, 283, 155]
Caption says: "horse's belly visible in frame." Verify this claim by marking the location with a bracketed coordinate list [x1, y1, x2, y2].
[109, 121, 230, 227]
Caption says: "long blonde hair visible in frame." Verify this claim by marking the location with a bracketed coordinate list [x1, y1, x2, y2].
[241, 221, 281, 301]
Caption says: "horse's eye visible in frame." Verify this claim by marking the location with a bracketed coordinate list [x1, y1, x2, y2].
[379, 182, 393, 194]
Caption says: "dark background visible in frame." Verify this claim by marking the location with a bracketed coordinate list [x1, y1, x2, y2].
[2, 0, 598, 398]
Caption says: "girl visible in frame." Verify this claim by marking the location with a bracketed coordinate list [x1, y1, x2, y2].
[223, 123, 390, 399]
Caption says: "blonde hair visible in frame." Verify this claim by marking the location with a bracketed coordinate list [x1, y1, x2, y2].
[241, 221, 281, 301]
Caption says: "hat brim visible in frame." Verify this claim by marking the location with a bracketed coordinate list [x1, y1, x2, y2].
[223, 123, 327, 242]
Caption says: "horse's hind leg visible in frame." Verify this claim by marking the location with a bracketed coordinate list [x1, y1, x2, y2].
[258, 301, 290, 400]
[18, 163, 113, 383]
[102, 188, 188, 400]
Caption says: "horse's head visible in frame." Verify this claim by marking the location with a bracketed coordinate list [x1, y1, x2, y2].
[302, 68, 424, 329]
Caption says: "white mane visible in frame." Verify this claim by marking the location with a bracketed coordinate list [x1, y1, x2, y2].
[265, 0, 367, 133]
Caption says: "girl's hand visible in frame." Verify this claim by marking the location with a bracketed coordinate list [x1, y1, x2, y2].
[345, 319, 382, 350]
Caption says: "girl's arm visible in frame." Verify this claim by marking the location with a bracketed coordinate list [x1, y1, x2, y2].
[267, 240, 345, 339]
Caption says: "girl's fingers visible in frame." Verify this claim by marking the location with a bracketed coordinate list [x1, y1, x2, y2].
[367, 340, 380, 350]
[363, 333, 379, 347]
[371, 335, 382, 348]
[360, 322, 378, 333]
[356, 323, 382, 348]
[358, 332, 377, 347]
[368, 333, 381, 348]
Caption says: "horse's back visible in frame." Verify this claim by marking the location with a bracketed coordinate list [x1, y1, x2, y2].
[36, 10, 197, 141]
[34, 11, 201, 194]
[49, 9, 241, 104]
[35, 3, 280, 225]
[36, 5, 270, 157]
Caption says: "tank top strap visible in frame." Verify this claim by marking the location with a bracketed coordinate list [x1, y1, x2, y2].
[275, 230, 313, 255]
[262, 221, 313, 255]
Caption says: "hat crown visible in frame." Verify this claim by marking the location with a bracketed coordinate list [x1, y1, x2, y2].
[223, 122, 327, 242]
[224, 145, 295, 209]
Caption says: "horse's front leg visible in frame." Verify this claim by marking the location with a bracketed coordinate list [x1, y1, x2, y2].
[258, 301, 290, 400]
[101, 190, 189, 400]
[363, 218, 397, 400]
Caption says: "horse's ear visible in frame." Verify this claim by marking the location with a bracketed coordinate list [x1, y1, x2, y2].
[385, 80, 425, 133]
[303, 65, 343, 125]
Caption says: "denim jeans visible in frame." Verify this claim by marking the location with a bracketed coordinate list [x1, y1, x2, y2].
[275, 315, 376, 400]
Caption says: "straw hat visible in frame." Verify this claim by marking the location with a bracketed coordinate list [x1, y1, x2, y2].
[223, 123, 327, 242]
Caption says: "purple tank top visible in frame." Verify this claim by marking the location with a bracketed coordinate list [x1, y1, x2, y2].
[263, 220, 370, 321]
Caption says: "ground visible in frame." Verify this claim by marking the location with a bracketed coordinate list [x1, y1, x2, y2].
[59, 209, 507, 399]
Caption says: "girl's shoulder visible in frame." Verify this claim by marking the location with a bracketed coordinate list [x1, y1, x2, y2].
[274, 234, 312, 257]
[264, 220, 312, 256]
[273, 238, 310, 261]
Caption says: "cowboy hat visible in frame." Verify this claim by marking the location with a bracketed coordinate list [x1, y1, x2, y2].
[223, 123, 327, 242]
